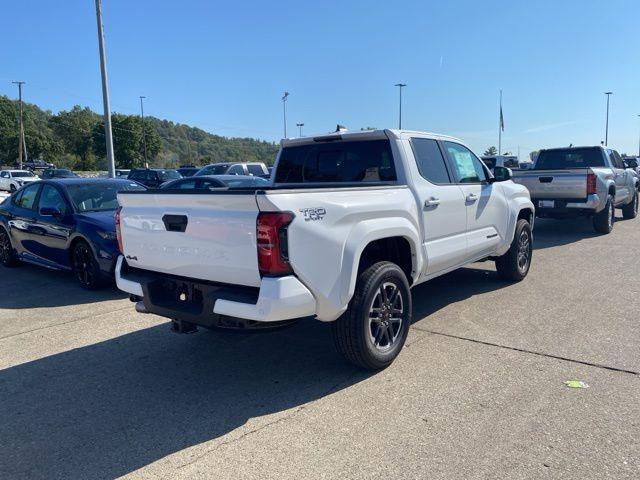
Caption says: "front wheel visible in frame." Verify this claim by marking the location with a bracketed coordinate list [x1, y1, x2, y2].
[622, 191, 638, 219]
[332, 261, 412, 370]
[9, 184, 16, 193]
[495, 218, 532, 282]
[72, 241, 104, 290]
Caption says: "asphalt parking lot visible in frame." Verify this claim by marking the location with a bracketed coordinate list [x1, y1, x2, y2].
[1, 214, 639, 480]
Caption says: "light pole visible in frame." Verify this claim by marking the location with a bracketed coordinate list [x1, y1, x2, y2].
[637, 115, 640, 157]
[139, 96, 148, 167]
[296, 123, 304, 137]
[282, 92, 289, 138]
[395, 83, 406, 129]
[12, 81, 25, 169]
[95, 0, 115, 177]
[604, 91, 613, 146]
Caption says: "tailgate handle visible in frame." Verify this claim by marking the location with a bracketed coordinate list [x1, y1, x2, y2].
[539, 177, 553, 183]
[162, 214, 188, 232]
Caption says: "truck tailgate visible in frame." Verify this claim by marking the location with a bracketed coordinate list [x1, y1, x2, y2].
[117, 192, 262, 287]
[512, 169, 588, 199]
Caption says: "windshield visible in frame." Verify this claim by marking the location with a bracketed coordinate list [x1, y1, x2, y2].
[535, 148, 605, 170]
[13, 171, 35, 178]
[225, 177, 270, 188]
[66, 181, 146, 212]
[158, 170, 181, 181]
[196, 164, 229, 176]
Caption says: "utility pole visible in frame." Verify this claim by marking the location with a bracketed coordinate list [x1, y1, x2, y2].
[498, 90, 504, 155]
[604, 91, 613, 146]
[296, 122, 304, 137]
[12, 81, 25, 169]
[395, 83, 406, 129]
[282, 92, 289, 138]
[139, 96, 148, 168]
[637, 114, 640, 157]
[95, 0, 116, 177]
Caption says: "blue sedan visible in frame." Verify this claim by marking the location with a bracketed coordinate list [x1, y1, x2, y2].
[0, 178, 145, 289]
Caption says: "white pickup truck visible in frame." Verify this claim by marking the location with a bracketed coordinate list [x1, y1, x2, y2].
[115, 129, 534, 369]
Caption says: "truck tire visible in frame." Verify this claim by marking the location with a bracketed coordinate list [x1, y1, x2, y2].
[593, 195, 614, 233]
[495, 219, 532, 282]
[332, 261, 411, 370]
[0, 228, 20, 267]
[622, 190, 638, 219]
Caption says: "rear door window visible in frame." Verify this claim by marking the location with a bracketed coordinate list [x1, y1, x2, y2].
[15, 183, 40, 210]
[410, 138, 451, 184]
[275, 139, 396, 184]
[247, 164, 266, 176]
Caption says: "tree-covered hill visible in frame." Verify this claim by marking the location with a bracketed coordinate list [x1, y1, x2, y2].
[0, 95, 279, 170]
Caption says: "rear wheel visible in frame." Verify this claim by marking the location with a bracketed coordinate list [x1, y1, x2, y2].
[0, 228, 20, 267]
[495, 219, 532, 282]
[72, 241, 104, 290]
[332, 261, 411, 370]
[593, 195, 614, 233]
[9, 184, 16, 193]
[622, 190, 638, 219]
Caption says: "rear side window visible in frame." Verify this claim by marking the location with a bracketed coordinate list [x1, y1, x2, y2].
[247, 164, 266, 176]
[275, 140, 396, 184]
[535, 148, 605, 169]
[14, 184, 40, 209]
[410, 138, 450, 184]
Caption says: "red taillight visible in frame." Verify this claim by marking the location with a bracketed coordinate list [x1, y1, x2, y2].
[257, 212, 294, 276]
[587, 172, 597, 195]
[115, 206, 123, 254]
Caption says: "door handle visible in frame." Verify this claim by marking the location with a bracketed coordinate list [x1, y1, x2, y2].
[424, 197, 441, 208]
[465, 193, 479, 203]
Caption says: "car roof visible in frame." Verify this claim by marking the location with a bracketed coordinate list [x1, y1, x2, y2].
[45, 177, 138, 185]
[4, 169, 33, 173]
[281, 128, 463, 147]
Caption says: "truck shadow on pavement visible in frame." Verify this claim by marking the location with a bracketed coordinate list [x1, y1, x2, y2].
[411, 266, 509, 323]
[0, 319, 370, 479]
[0, 256, 540, 478]
[0, 263, 126, 309]
[532, 217, 626, 250]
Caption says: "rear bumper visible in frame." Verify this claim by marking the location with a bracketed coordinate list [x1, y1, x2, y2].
[533, 194, 601, 217]
[115, 256, 316, 325]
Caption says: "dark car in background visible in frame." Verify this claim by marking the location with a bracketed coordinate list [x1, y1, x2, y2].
[17, 159, 56, 171]
[127, 168, 181, 188]
[41, 169, 79, 179]
[177, 166, 199, 177]
[160, 174, 271, 190]
[0, 178, 145, 289]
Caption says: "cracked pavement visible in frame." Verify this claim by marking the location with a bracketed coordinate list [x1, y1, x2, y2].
[0, 215, 639, 479]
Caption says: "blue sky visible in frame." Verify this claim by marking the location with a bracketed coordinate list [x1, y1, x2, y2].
[1, 0, 639, 160]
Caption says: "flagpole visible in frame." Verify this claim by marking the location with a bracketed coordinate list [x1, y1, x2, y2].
[498, 90, 502, 155]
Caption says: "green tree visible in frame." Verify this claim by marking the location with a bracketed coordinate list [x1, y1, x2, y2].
[93, 114, 161, 169]
[483, 146, 498, 156]
[50, 106, 99, 170]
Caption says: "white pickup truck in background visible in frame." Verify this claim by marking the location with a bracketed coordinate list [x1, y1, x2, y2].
[115, 129, 535, 369]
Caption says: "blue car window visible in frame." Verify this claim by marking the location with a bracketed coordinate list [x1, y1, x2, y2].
[15, 184, 40, 210]
[39, 185, 67, 215]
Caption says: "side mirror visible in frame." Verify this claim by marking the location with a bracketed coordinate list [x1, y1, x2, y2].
[492, 166, 513, 182]
[626, 159, 638, 169]
[40, 207, 62, 218]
